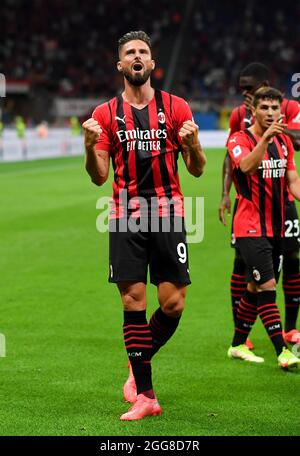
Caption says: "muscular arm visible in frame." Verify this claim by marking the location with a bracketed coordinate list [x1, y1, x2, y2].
[219, 152, 233, 225]
[181, 142, 206, 177]
[239, 136, 269, 175]
[85, 148, 110, 186]
[82, 117, 110, 186]
[180, 121, 206, 177]
[222, 152, 233, 195]
[287, 169, 300, 200]
[239, 120, 287, 175]
[219, 107, 240, 224]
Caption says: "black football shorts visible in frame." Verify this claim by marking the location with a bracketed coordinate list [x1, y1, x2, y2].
[232, 199, 300, 254]
[108, 216, 191, 286]
[283, 199, 300, 253]
[236, 237, 283, 285]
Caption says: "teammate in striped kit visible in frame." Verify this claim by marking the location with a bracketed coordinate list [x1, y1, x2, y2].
[82, 31, 206, 420]
[219, 63, 300, 348]
[227, 87, 300, 368]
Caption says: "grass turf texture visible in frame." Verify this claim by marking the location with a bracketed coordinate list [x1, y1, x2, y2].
[1, 151, 299, 436]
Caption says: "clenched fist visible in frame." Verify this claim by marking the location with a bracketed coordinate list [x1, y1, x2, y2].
[178, 120, 199, 147]
[82, 118, 102, 150]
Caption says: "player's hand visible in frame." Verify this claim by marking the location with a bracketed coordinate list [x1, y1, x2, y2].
[244, 93, 254, 110]
[179, 120, 199, 147]
[82, 118, 102, 150]
[262, 117, 287, 142]
[219, 195, 231, 225]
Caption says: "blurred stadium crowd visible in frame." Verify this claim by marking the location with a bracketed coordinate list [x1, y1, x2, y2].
[1, 0, 299, 125]
[179, 0, 299, 103]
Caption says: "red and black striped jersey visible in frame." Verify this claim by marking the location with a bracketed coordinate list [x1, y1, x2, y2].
[228, 129, 296, 238]
[92, 90, 193, 218]
[227, 98, 300, 203]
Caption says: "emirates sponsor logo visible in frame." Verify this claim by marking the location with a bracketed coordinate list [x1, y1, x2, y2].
[116, 127, 167, 142]
[258, 158, 287, 169]
[117, 127, 168, 152]
[258, 157, 287, 178]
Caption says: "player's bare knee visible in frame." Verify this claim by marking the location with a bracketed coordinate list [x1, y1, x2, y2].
[118, 282, 146, 311]
[257, 278, 276, 291]
[122, 295, 145, 311]
[161, 293, 185, 317]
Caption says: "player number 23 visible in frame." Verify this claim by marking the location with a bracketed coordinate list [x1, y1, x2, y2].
[285, 219, 300, 238]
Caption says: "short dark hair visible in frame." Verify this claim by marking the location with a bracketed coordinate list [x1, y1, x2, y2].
[240, 62, 270, 82]
[118, 31, 152, 56]
[253, 87, 283, 107]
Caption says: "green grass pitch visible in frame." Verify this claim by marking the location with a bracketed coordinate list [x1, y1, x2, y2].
[1, 150, 299, 436]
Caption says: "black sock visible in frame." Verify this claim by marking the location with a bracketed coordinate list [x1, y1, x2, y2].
[149, 307, 181, 357]
[232, 290, 257, 346]
[257, 290, 287, 356]
[123, 310, 154, 398]
[282, 258, 300, 332]
[230, 258, 247, 326]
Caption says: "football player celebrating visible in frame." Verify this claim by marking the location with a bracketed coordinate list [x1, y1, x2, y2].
[219, 63, 300, 348]
[83, 31, 206, 420]
[227, 87, 300, 368]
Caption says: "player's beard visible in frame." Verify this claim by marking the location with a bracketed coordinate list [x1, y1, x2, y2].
[123, 67, 152, 86]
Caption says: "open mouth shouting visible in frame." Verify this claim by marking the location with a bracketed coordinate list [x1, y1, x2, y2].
[132, 62, 143, 72]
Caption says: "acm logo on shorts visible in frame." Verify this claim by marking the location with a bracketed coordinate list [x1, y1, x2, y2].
[252, 268, 261, 282]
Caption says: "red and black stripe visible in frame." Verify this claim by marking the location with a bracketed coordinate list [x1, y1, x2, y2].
[232, 290, 258, 345]
[131, 104, 155, 197]
[268, 139, 283, 237]
[149, 307, 181, 357]
[245, 130, 267, 235]
[257, 290, 285, 354]
[234, 168, 252, 200]
[230, 273, 247, 298]
[123, 310, 153, 395]
[123, 323, 153, 351]
[107, 100, 117, 179]
[258, 303, 282, 337]
[236, 294, 258, 327]
[110, 91, 184, 217]
[116, 95, 130, 193]
[154, 90, 172, 200]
